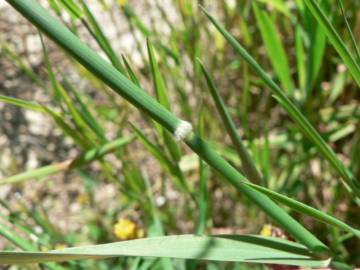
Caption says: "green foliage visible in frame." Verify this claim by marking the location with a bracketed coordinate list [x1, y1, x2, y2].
[0, 0, 359, 269]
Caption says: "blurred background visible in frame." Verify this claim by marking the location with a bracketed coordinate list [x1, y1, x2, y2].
[0, 0, 359, 269]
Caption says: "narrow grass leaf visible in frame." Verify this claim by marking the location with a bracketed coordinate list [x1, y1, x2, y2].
[1, 42, 45, 87]
[304, 8, 327, 97]
[243, 182, 360, 238]
[61, 75, 107, 142]
[79, 0, 125, 73]
[0, 95, 46, 112]
[0, 136, 133, 185]
[303, 0, 360, 87]
[122, 54, 141, 87]
[199, 60, 262, 184]
[131, 124, 190, 193]
[147, 39, 182, 162]
[295, 26, 306, 95]
[337, 0, 360, 61]
[56, 0, 83, 19]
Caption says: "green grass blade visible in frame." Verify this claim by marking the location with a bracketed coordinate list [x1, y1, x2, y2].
[56, 0, 83, 19]
[61, 75, 107, 142]
[0, 136, 133, 185]
[198, 60, 263, 184]
[121, 4, 151, 37]
[131, 124, 190, 194]
[243, 182, 360, 238]
[304, 7, 327, 98]
[195, 109, 210, 235]
[0, 222, 66, 270]
[257, 0, 291, 17]
[1, 42, 45, 87]
[0, 234, 331, 267]
[337, 0, 360, 61]
[40, 33, 99, 146]
[147, 39, 182, 162]
[295, 26, 306, 96]
[303, 0, 360, 87]
[5, 0, 328, 253]
[79, 0, 125, 73]
[122, 54, 141, 87]
[0, 94, 46, 112]
[200, 6, 360, 199]
[252, 2, 294, 94]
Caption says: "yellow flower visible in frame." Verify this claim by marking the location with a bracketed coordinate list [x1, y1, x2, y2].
[113, 218, 143, 240]
[260, 224, 273, 237]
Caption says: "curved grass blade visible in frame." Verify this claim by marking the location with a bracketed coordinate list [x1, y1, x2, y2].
[303, 0, 360, 87]
[200, 6, 360, 199]
[0, 234, 331, 268]
[5, 0, 328, 253]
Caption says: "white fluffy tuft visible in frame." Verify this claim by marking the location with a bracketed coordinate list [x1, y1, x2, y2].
[174, 120, 193, 141]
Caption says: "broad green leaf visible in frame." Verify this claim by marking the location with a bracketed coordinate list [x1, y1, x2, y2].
[0, 234, 331, 267]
